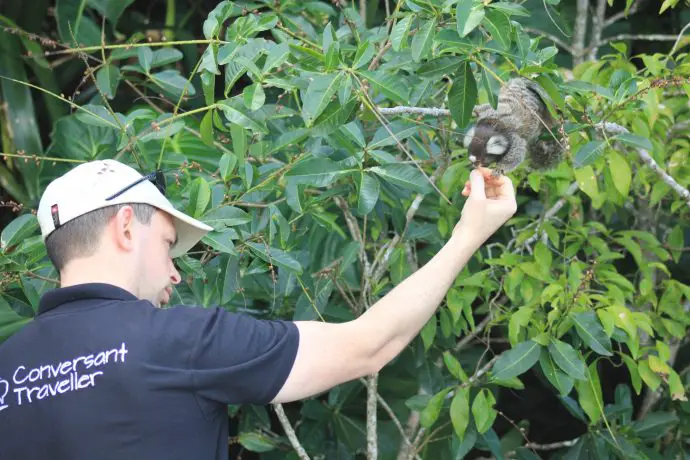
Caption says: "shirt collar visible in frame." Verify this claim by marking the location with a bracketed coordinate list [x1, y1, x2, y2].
[38, 283, 139, 315]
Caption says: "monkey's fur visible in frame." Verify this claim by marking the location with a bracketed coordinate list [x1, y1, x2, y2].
[463, 78, 565, 176]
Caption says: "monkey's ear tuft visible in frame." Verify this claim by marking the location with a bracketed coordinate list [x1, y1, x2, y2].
[463, 127, 475, 148]
[486, 135, 509, 155]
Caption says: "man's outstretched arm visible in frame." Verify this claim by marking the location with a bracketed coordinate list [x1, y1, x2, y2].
[272, 168, 517, 404]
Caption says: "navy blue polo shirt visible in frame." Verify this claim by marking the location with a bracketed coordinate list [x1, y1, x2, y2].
[0, 283, 300, 460]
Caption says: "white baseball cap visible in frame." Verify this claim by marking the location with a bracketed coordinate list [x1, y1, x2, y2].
[37, 159, 213, 258]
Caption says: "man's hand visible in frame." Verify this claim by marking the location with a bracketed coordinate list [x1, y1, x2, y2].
[453, 167, 517, 245]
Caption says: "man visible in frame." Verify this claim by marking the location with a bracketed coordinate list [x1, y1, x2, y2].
[0, 159, 516, 459]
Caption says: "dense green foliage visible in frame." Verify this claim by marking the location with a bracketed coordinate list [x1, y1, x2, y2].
[1, 0, 690, 458]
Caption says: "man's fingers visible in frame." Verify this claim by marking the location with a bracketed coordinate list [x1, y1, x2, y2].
[498, 175, 516, 200]
[468, 169, 486, 199]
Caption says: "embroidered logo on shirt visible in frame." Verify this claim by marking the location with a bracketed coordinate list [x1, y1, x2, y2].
[0, 342, 128, 413]
[0, 378, 8, 413]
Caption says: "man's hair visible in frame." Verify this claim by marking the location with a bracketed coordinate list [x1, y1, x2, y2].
[45, 203, 156, 272]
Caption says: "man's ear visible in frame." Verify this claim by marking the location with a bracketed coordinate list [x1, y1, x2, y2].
[112, 205, 138, 252]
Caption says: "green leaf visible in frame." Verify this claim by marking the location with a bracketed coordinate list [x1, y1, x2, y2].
[391, 14, 414, 51]
[138, 47, 153, 73]
[418, 56, 463, 79]
[448, 61, 477, 129]
[621, 354, 642, 395]
[287, 158, 349, 187]
[472, 389, 497, 433]
[420, 387, 452, 428]
[575, 362, 604, 425]
[201, 230, 236, 255]
[456, 0, 485, 37]
[96, 64, 121, 99]
[444, 351, 469, 382]
[638, 359, 661, 390]
[368, 121, 418, 148]
[359, 70, 409, 105]
[571, 312, 613, 356]
[668, 225, 684, 263]
[47, 114, 117, 160]
[491, 340, 541, 381]
[243, 83, 266, 111]
[607, 151, 631, 197]
[508, 306, 533, 346]
[614, 133, 653, 151]
[238, 432, 277, 453]
[574, 165, 599, 200]
[352, 41, 375, 69]
[301, 72, 344, 127]
[219, 153, 238, 181]
[369, 164, 432, 194]
[217, 100, 268, 134]
[549, 339, 586, 380]
[411, 18, 436, 62]
[574, 141, 606, 167]
[357, 173, 380, 215]
[420, 316, 437, 351]
[202, 206, 251, 230]
[245, 242, 303, 274]
[56, 0, 101, 46]
[200, 111, 214, 147]
[483, 10, 512, 49]
[1, 214, 39, 251]
[151, 48, 184, 68]
[487, 2, 530, 16]
[150, 70, 196, 99]
[539, 349, 574, 396]
[187, 177, 211, 218]
[87, 0, 135, 24]
[450, 387, 471, 440]
[203, 0, 241, 38]
[263, 42, 290, 73]
[631, 412, 678, 441]
[0, 296, 31, 342]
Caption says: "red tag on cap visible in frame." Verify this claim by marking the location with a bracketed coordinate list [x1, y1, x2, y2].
[51, 204, 60, 228]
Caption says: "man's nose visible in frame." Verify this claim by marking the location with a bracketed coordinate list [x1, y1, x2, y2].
[169, 259, 181, 285]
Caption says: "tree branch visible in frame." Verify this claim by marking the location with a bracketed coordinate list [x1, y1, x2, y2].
[572, 0, 590, 66]
[524, 437, 580, 450]
[367, 374, 378, 460]
[596, 34, 681, 49]
[599, 122, 690, 209]
[604, 0, 643, 27]
[587, 0, 609, 61]
[273, 404, 311, 460]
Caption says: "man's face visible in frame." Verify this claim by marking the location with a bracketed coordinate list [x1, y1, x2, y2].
[137, 210, 181, 307]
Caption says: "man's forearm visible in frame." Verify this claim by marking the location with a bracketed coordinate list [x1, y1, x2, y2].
[356, 229, 483, 371]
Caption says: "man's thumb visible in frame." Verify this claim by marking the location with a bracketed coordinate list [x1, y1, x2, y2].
[469, 169, 486, 199]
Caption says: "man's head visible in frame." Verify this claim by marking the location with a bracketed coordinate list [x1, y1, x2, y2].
[37, 160, 213, 307]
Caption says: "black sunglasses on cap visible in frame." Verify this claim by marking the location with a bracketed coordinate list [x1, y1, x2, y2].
[105, 168, 175, 201]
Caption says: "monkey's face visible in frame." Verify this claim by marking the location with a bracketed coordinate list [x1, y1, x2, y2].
[463, 124, 510, 167]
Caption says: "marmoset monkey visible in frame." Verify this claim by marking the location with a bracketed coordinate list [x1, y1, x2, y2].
[463, 77, 565, 176]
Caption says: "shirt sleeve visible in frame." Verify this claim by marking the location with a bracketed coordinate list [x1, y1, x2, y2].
[147, 305, 299, 406]
[188, 307, 300, 405]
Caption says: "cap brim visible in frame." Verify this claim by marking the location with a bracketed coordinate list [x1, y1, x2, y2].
[159, 204, 213, 258]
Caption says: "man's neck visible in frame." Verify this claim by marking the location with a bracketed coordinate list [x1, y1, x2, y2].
[59, 258, 137, 297]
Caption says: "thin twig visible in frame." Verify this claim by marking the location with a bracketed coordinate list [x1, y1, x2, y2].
[523, 27, 575, 55]
[366, 374, 378, 460]
[604, 0, 643, 27]
[273, 404, 311, 460]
